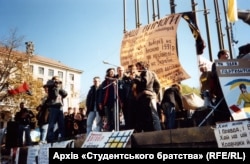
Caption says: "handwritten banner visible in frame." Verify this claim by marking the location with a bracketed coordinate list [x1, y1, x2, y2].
[214, 119, 250, 148]
[120, 13, 190, 87]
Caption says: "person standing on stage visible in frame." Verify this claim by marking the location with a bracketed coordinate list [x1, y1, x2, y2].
[46, 76, 68, 143]
[210, 49, 232, 122]
[133, 61, 162, 132]
[15, 102, 35, 146]
[86, 76, 104, 136]
[99, 68, 116, 131]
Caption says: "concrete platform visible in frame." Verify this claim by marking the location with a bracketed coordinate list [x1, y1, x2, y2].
[131, 126, 218, 148]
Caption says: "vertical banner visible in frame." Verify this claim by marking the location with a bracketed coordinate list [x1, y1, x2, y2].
[120, 13, 190, 87]
[216, 59, 250, 120]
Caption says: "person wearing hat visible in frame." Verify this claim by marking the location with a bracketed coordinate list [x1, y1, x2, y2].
[46, 76, 68, 143]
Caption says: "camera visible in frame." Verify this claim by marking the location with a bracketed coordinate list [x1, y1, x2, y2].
[45, 79, 56, 88]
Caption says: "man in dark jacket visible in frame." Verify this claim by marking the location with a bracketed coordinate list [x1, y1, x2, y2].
[46, 76, 67, 143]
[161, 84, 184, 129]
[210, 49, 232, 123]
[133, 61, 162, 132]
[15, 102, 35, 146]
[86, 76, 104, 136]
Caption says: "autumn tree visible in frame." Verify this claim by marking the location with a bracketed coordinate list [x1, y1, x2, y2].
[0, 29, 45, 119]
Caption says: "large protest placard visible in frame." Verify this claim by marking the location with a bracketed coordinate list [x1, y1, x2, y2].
[215, 59, 250, 120]
[214, 119, 250, 148]
[120, 13, 190, 87]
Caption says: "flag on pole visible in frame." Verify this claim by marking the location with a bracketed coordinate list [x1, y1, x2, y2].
[227, 0, 238, 22]
[181, 12, 206, 55]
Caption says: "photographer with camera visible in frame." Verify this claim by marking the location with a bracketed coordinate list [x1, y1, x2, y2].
[46, 76, 68, 143]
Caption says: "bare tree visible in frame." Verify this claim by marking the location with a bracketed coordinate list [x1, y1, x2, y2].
[0, 29, 43, 113]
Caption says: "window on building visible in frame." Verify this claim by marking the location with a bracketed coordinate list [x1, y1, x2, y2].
[38, 67, 44, 75]
[58, 71, 63, 79]
[69, 74, 74, 81]
[29, 65, 34, 73]
[48, 69, 54, 77]
[70, 84, 74, 92]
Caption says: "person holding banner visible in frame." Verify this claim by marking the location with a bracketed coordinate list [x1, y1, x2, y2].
[210, 49, 232, 123]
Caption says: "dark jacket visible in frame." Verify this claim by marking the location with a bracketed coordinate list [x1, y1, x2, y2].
[86, 85, 104, 116]
[99, 78, 115, 108]
[161, 87, 184, 112]
[36, 103, 49, 126]
[134, 70, 160, 97]
[15, 108, 35, 125]
[210, 62, 224, 99]
[47, 86, 68, 107]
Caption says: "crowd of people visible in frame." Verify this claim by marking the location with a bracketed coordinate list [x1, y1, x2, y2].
[8, 49, 236, 146]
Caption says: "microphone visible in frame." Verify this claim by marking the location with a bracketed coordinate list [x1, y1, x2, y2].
[105, 76, 117, 81]
[102, 61, 119, 67]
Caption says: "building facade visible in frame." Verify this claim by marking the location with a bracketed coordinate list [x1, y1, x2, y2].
[0, 46, 83, 112]
[29, 55, 83, 112]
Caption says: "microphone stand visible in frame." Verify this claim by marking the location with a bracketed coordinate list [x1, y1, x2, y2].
[114, 79, 119, 131]
[102, 61, 120, 131]
[102, 78, 120, 131]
